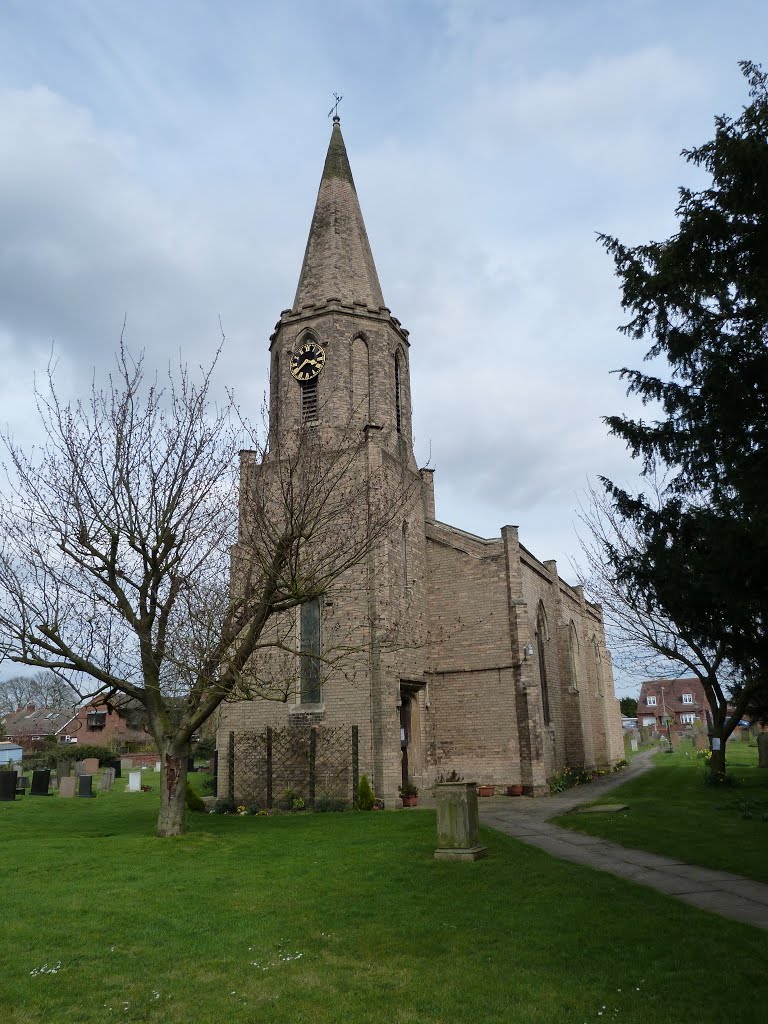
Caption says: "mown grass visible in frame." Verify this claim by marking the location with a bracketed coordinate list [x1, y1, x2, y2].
[555, 742, 768, 882]
[2, 770, 768, 1023]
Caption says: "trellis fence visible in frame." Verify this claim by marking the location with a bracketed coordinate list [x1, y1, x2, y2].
[222, 725, 359, 807]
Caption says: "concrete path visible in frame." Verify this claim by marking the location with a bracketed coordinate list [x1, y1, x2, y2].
[477, 750, 768, 931]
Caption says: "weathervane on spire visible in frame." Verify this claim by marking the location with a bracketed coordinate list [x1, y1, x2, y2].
[328, 93, 343, 120]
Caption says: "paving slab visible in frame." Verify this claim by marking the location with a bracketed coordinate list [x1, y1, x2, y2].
[478, 749, 768, 931]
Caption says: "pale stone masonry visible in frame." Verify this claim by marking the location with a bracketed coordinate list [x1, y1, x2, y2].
[217, 117, 624, 804]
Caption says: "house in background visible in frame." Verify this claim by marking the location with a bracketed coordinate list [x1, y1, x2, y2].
[637, 679, 710, 735]
[3, 701, 151, 750]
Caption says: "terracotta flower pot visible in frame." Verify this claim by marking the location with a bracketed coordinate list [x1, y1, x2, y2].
[506, 784, 524, 797]
[477, 785, 495, 798]
[401, 795, 418, 807]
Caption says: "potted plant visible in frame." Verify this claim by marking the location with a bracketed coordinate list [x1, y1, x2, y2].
[477, 784, 495, 797]
[506, 783, 524, 797]
[399, 781, 419, 807]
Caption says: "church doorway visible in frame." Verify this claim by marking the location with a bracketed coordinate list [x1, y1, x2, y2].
[399, 695, 412, 788]
[399, 683, 423, 788]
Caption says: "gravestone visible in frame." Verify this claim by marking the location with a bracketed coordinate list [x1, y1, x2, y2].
[127, 771, 142, 793]
[0, 771, 18, 801]
[434, 781, 488, 862]
[758, 732, 768, 768]
[108, 759, 122, 779]
[56, 762, 70, 783]
[694, 730, 709, 751]
[30, 769, 52, 796]
[98, 768, 115, 792]
[77, 775, 96, 798]
[155, 761, 162, 772]
[670, 730, 682, 750]
[17, 775, 30, 792]
[74, 761, 87, 775]
[630, 732, 639, 752]
[120, 758, 133, 774]
[59, 777, 77, 798]
[82, 757, 100, 774]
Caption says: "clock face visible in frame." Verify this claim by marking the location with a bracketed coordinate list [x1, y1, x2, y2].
[290, 340, 326, 382]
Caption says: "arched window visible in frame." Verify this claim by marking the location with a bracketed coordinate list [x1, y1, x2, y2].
[568, 622, 580, 692]
[402, 521, 408, 590]
[535, 602, 551, 725]
[591, 635, 604, 696]
[394, 350, 403, 433]
[300, 598, 322, 703]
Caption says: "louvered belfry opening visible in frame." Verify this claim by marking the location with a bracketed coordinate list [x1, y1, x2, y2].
[301, 378, 318, 423]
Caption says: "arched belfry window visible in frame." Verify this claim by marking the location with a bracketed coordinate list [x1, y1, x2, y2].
[394, 350, 403, 433]
[300, 598, 322, 704]
[535, 602, 551, 725]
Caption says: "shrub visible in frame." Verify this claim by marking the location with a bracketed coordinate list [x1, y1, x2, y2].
[313, 796, 349, 813]
[213, 797, 237, 814]
[23, 744, 116, 770]
[399, 781, 419, 797]
[357, 773, 375, 810]
[185, 787, 206, 812]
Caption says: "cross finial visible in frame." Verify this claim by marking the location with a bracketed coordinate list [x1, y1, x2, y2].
[328, 92, 343, 121]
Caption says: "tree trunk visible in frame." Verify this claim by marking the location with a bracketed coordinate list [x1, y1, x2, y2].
[709, 732, 727, 782]
[156, 743, 190, 837]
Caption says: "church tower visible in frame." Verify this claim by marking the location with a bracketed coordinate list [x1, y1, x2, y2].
[223, 116, 434, 805]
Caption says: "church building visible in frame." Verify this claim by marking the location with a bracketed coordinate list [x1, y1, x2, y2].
[217, 117, 623, 804]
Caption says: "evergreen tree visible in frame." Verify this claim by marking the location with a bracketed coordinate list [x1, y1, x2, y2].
[598, 62, 768, 777]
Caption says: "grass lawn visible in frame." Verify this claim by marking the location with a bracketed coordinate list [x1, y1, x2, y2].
[2, 771, 768, 1024]
[554, 742, 768, 882]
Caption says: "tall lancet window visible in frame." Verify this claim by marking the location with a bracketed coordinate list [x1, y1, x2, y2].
[394, 350, 403, 433]
[300, 598, 322, 704]
[535, 603, 551, 725]
[402, 521, 408, 590]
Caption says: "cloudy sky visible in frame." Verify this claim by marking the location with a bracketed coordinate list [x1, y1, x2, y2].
[0, 1, 764, 692]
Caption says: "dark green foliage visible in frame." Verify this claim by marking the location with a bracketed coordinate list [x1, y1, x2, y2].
[357, 772, 375, 810]
[23, 744, 115, 770]
[312, 796, 348, 812]
[213, 796, 236, 814]
[598, 61, 768, 760]
[185, 787, 206, 812]
[398, 780, 419, 797]
[619, 697, 637, 717]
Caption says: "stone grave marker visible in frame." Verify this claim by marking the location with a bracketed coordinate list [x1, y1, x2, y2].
[59, 776, 77, 798]
[434, 781, 488, 862]
[0, 771, 18, 801]
[120, 758, 133, 774]
[83, 757, 100, 775]
[127, 771, 142, 793]
[98, 768, 115, 792]
[56, 762, 70, 783]
[758, 732, 768, 768]
[155, 761, 162, 772]
[74, 761, 87, 776]
[630, 732, 639, 752]
[694, 730, 710, 751]
[77, 775, 96, 798]
[30, 769, 52, 796]
[17, 775, 30, 793]
[108, 759, 122, 779]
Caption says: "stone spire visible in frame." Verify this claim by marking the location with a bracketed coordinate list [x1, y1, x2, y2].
[292, 117, 385, 311]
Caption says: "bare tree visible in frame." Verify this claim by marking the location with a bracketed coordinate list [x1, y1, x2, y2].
[0, 345, 414, 834]
[576, 482, 760, 778]
[0, 670, 78, 715]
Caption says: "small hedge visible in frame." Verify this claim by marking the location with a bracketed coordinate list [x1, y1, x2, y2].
[22, 744, 118, 771]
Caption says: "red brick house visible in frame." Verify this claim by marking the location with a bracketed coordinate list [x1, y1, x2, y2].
[637, 678, 710, 735]
[3, 701, 151, 750]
